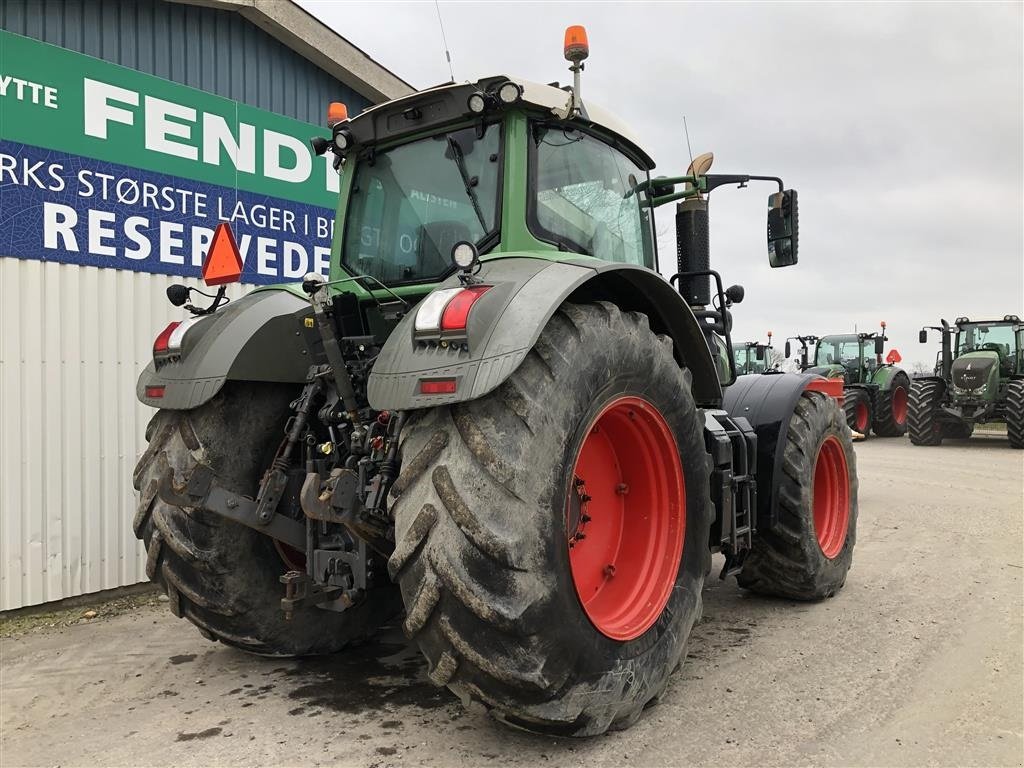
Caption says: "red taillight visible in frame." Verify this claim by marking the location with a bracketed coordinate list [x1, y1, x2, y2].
[419, 378, 457, 395]
[145, 385, 166, 399]
[153, 322, 181, 354]
[440, 286, 491, 332]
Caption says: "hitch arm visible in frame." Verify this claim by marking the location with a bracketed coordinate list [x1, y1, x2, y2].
[158, 464, 306, 551]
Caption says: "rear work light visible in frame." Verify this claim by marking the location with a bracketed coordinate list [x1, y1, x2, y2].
[414, 286, 492, 335]
[419, 378, 457, 395]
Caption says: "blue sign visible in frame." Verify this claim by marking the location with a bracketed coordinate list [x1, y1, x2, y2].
[0, 141, 337, 285]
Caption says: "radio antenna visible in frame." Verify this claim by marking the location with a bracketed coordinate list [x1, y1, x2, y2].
[683, 115, 695, 170]
[434, 0, 456, 83]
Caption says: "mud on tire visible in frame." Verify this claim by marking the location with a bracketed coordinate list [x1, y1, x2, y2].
[737, 391, 858, 600]
[133, 382, 400, 655]
[387, 302, 714, 736]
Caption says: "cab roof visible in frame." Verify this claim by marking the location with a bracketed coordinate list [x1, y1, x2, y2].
[346, 75, 655, 169]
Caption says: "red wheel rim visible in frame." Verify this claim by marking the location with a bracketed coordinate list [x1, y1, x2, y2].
[812, 436, 851, 559]
[891, 386, 908, 425]
[855, 402, 869, 432]
[566, 396, 685, 642]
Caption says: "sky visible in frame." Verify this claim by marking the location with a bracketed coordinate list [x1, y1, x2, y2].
[299, 0, 1023, 368]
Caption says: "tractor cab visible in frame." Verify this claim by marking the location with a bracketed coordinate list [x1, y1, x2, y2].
[733, 332, 776, 374]
[808, 324, 894, 385]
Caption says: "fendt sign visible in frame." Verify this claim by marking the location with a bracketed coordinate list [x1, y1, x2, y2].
[0, 31, 340, 284]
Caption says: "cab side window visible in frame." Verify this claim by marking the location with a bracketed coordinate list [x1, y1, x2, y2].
[529, 125, 654, 267]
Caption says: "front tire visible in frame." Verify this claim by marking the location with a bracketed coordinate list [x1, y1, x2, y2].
[388, 302, 713, 735]
[873, 372, 910, 437]
[737, 391, 858, 600]
[1006, 380, 1024, 448]
[133, 383, 400, 655]
[907, 379, 944, 446]
[843, 387, 872, 436]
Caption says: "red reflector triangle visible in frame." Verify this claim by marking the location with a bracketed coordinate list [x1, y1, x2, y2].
[202, 223, 243, 286]
[886, 349, 902, 364]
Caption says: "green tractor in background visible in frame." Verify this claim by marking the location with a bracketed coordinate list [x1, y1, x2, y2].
[733, 331, 778, 374]
[787, 323, 910, 437]
[909, 315, 1024, 447]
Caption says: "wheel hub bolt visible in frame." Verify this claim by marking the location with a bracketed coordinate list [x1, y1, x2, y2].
[603, 564, 616, 578]
[616, 483, 629, 495]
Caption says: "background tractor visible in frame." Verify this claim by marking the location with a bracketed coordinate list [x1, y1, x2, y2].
[787, 324, 910, 438]
[132, 28, 858, 737]
[733, 331, 778, 374]
[909, 315, 1024, 447]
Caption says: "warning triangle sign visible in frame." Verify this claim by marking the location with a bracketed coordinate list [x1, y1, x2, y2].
[202, 223, 243, 286]
[886, 349, 902, 364]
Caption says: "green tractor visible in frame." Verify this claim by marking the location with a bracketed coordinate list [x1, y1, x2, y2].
[133, 28, 858, 736]
[787, 324, 911, 438]
[909, 315, 1024, 447]
[733, 331, 778, 374]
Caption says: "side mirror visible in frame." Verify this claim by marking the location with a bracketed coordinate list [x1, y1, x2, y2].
[785, 340, 792, 358]
[756, 344, 766, 361]
[767, 189, 798, 267]
[874, 337, 885, 355]
[919, 329, 928, 343]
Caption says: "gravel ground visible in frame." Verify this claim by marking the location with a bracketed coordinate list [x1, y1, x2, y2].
[1, 435, 1021, 767]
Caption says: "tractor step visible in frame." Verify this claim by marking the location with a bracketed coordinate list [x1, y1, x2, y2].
[703, 410, 758, 579]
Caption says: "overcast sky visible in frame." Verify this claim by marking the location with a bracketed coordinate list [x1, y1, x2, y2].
[300, 1, 1022, 368]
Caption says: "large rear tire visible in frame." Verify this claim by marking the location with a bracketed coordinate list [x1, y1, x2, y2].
[907, 379, 945, 446]
[843, 387, 872, 436]
[1006, 380, 1024, 449]
[872, 372, 910, 437]
[737, 391, 858, 600]
[388, 302, 713, 736]
[133, 383, 400, 655]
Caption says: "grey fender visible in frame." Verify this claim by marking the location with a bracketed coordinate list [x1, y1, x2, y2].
[722, 372, 839, 532]
[137, 289, 312, 410]
[367, 257, 722, 411]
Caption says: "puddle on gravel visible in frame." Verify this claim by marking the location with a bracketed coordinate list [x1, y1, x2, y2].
[282, 633, 453, 714]
[218, 625, 456, 717]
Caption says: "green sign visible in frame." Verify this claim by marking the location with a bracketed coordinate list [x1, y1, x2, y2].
[0, 30, 337, 208]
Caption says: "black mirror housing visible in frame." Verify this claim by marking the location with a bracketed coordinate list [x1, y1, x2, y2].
[767, 189, 798, 268]
[756, 344, 766, 361]
[874, 337, 885, 355]
[919, 329, 928, 343]
[785, 340, 792, 358]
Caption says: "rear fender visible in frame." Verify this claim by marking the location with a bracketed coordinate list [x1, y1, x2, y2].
[871, 365, 907, 390]
[137, 289, 312, 409]
[723, 372, 843, 532]
[367, 257, 722, 410]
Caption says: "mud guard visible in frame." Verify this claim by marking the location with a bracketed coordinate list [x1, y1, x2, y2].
[870, 365, 906, 390]
[367, 257, 722, 411]
[723, 372, 842, 532]
[137, 289, 312, 410]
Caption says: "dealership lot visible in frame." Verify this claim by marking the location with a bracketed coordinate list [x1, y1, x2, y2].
[2, 436, 1021, 768]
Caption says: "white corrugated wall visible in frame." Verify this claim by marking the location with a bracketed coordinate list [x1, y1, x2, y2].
[0, 258, 246, 610]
